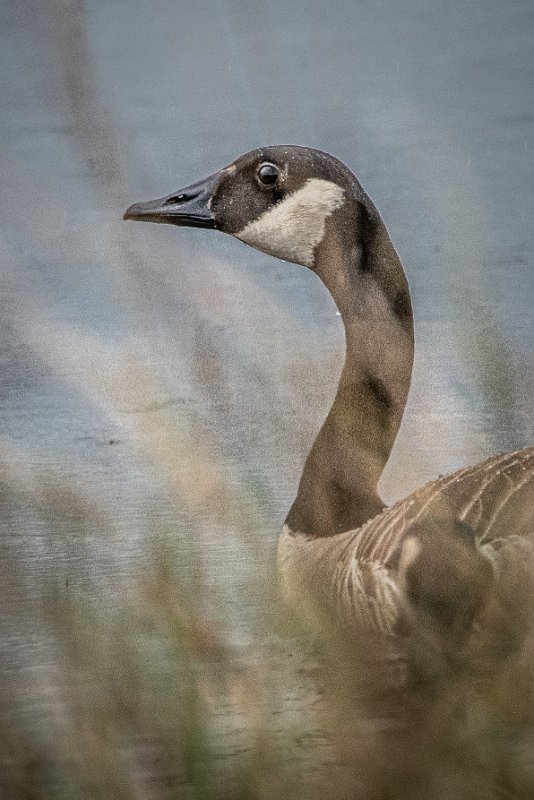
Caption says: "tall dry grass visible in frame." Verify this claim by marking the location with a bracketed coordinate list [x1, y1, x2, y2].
[3, 423, 534, 799]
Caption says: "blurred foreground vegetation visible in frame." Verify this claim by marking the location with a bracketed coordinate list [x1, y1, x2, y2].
[2, 459, 534, 800]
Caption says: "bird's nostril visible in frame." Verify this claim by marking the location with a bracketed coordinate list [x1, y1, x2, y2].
[164, 193, 190, 205]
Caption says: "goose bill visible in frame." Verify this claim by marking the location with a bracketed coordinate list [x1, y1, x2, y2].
[123, 174, 218, 229]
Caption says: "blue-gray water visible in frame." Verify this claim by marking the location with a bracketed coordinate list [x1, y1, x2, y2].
[1, 0, 533, 792]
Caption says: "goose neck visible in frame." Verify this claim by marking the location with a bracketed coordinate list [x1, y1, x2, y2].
[285, 200, 414, 538]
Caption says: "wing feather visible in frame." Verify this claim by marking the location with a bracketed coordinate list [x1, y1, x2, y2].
[354, 447, 534, 568]
[278, 447, 534, 635]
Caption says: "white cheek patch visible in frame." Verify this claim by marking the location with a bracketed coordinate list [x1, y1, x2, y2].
[234, 178, 345, 267]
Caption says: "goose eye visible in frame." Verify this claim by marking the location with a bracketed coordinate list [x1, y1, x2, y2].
[257, 162, 280, 186]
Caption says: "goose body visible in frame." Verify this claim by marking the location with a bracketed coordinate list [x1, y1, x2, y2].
[125, 146, 534, 654]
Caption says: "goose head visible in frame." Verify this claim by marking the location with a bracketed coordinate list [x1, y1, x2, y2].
[124, 146, 360, 270]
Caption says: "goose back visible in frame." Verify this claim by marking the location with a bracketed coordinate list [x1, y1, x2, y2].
[278, 446, 534, 639]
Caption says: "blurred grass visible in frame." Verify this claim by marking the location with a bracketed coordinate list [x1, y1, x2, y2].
[3, 445, 534, 799]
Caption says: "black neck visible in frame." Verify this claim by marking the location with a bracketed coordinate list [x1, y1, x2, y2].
[285, 198, 414, 537]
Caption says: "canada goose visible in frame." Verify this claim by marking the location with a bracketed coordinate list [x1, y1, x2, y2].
[124, 146, 534, 655]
